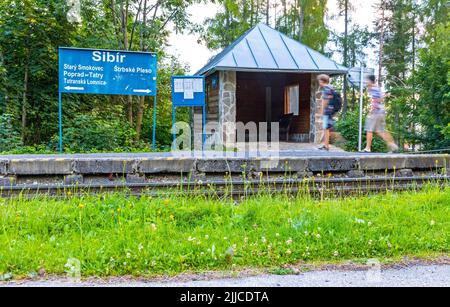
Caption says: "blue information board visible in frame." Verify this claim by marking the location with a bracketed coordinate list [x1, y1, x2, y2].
[172, 76, 206, 107]
[171, 76, 206, 149]
[59, 47, 157, 96]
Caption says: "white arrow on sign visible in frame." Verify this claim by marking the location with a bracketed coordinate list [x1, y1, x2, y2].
[64, 86, 85, 91]
[133, 89, 152, 94]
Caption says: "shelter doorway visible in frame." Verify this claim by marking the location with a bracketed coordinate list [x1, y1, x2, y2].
[236, 71, 311, 142]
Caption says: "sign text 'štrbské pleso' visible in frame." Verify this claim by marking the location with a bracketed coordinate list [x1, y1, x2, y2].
[58, 47, 157, 96]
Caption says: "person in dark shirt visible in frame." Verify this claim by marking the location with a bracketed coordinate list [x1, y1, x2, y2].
[362, 75, 399, 153]
[318, 74, 334, 151]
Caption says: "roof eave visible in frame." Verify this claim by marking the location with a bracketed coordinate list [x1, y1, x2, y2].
[201, 67, 349, 76]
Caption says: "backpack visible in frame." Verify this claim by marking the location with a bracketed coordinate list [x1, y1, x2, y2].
[331, 90, 342, 114]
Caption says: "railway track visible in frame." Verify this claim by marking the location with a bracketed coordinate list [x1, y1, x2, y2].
[0, 175, 448, 199]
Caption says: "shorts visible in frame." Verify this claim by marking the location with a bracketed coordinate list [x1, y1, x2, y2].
[365, 113, 386, 133]
[323, 115, 334, 130]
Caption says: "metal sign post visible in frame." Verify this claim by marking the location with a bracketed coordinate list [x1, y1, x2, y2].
[358, 65, 364, 152]
[58, 47, 157, 153]
[171, 76, 206, 150]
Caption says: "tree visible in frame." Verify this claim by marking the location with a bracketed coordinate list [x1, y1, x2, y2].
[200, 0, 265, 50]
[331, 0, 375, 113]
[276, 0, 329, 52]
[0, 0, 77, 144]
[0, 0, 197, 151]
[413, 1, 449, 150]
[375, 0, 417, 148]
[202, 0, 329, 52]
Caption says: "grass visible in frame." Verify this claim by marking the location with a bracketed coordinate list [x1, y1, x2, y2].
[0, 185, 449, 279]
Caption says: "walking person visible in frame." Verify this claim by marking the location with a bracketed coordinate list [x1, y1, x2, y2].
[317, 74, 335, 151]
[362, 75, 399, 153]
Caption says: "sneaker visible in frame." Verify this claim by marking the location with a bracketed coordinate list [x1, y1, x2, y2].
[318, 145, 329, 151]
[388, 143, 399, 153]
[360, 148, 371, 153]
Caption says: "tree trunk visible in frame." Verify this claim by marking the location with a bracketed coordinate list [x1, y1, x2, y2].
[135, 0, 148, 142]
[21, 61, 29, 143]
[342, 0, 349, 116]
[136, 96, 145, 141]
[120, 1, 133, 125]
[378, 5, 386, 85]
[298, 1, 304, 42]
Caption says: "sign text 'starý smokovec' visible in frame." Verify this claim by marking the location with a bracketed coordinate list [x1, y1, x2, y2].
[59, 47, 157, 96]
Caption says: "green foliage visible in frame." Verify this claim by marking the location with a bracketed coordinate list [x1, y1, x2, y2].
[0, 186, 448, 277]
[0, 113, 22, 151]
[0, 0, 196, 153]
[201, 0, 329, 52]
[375, 0, 449, 150]
[276, 0, 329, 52]
[331, 25, 376, 68]
[335, 110, 387, 152]
[200, 0, 264, 50]
[414, 20, 450, 150]
[48, 114, 138, 152]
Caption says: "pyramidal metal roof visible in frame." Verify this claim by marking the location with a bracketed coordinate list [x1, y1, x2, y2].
[196, 23, 348, 76]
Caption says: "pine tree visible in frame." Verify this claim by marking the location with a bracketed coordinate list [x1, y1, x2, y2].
[376, 0, 417, 148]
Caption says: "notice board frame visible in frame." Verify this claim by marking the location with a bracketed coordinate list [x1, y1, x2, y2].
[171, 76, 206, 149]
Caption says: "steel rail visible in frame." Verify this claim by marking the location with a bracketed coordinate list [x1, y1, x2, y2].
[0, 175, 447, 199]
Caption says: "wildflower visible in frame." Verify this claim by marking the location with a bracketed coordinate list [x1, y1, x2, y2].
[126, 252, 131, 259]
[67, 191, 72, 197]
[117, 208, 121, 213]
[169, 214, 175, 221]
[188, 236, 196, 242]
[205, 235, 209, 240]
[286, 238, 293, 245]
[244, 237, 248, 243]
[430, 220, 435, 226]
[333, 251, 339, 257]
[151, 223, 157, 231]
[368, 240, 373, 245]
[79, 204, 84, 209]
[368, 222, 372, 227]
[223, 236, 228, 240]
[304, 231, 309, 236]
[316, 233, 321, 239]
[261, 236, 267, 243]
[286, 249, 292, 255]
[275, 233, 280, 237]
[163, 199, 170, 205]
[200, 252, 205, 256]
[138, 243, 144, 252]
[355, 218, 365, 224]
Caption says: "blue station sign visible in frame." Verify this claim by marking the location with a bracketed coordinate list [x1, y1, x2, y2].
[58, 47, 157, 96]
